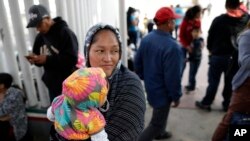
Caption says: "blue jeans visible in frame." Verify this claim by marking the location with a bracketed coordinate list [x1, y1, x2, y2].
[187, 59, 201, 89]
[138, 102, 171, 141]
[201, 55, 233, 107]
[181, 47, 188, 78]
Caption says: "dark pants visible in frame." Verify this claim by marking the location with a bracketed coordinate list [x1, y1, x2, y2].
[187, 59, 201, 89]
[212, 78, 250, 141]
[201, 55, 234, 108]
[174, 25, 179, 39]
[0, 121, 15, 141]
[128, 30, 138, 50]
[138, 102, 171, 141]
[181, 47, 188, 78]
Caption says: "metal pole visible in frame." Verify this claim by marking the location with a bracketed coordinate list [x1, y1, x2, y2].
[55, 0, 68, 22]
[9, 0, 39, 107]
[66, 0, 76, 32]
[118, 0, 128, 66]
[0, 0, 21, 87]
[74, 0, 82, 49]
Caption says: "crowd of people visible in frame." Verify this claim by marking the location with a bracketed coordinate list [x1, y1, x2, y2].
[1, 0, 250, 140]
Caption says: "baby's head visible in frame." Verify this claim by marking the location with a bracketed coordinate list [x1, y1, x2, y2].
[191, 26, 202, 39]
[62, 67, 108, 108]
[52, 67, 108, 140]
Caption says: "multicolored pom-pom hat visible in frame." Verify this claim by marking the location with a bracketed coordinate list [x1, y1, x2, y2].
[51, 67, 108, 140]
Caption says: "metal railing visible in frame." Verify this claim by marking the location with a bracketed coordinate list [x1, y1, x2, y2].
[0, 0, 125, 108]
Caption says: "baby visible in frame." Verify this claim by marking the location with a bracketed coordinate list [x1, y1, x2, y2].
[47, 67, 109, 141]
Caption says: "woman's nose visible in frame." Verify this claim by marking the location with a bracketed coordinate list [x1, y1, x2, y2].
[103, 52, 112, 61]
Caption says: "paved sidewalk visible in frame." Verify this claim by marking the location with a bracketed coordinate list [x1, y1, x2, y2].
[143, 47, 226, 141]
[144, 105, 224, 141]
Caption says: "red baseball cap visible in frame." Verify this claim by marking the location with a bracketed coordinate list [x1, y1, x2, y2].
[154, 7, 181, 24]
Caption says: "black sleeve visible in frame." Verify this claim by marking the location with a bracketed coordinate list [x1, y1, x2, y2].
[45, 28, 78, 71]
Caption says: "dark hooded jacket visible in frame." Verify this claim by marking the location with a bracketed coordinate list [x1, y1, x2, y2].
[207, 13, 249, 56]
[32, 17, 78, 98]
[83, 23, 146, 141]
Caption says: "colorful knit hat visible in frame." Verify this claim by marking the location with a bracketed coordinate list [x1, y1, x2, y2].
[51, 67, 108, 140]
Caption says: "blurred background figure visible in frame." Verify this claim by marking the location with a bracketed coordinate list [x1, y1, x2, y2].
[212, 20, 250, 141]
[0, 73, 28, 141]
[195, 0, 250, 112]
[127, 7, 140, 50]
[174, 4, 184, 39]
[179, 5, 203, 78]
[147, 19, 155, 33]
[185, 26, 204, 92]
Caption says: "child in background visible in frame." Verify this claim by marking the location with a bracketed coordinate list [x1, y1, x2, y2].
[47, 68, 109, 141]
[185, 26, 204, 92]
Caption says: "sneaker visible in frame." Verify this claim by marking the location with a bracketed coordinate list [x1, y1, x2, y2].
[185, 85, 195, 91]
[154, 131, 172, 140]
[195, 101, 211, 111]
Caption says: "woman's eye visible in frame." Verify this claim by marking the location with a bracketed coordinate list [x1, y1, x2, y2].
[96, 50, 104, 53]
[112, 50, 119, 53]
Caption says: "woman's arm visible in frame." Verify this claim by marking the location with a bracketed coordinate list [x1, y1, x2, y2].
[238, 32, 250, 70]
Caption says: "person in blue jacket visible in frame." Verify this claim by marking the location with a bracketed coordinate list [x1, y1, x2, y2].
[134, 7, 183, 141]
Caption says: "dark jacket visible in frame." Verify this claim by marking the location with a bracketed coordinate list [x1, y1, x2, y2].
[32, 17, 78, 98]
[134, 29, 183, 108]
[207, 13, 249, 56]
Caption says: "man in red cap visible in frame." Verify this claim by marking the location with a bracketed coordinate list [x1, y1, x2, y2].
[134, 7, 183, 141]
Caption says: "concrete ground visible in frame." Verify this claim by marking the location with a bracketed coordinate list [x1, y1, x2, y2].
[143, 46, 227, 141]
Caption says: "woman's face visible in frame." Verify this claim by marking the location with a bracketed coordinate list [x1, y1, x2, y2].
[89, 30, 120, 77]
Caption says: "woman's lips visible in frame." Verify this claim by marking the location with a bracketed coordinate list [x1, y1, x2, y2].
[101, 65, 113, 69]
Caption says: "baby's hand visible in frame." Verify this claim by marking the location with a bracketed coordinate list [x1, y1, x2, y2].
[47, 106, 55, 122]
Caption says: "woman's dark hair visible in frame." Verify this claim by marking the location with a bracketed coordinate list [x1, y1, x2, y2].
[184, 5, 202, 20]
[0, 72, 26, 102]
[127, 7, 137, 28]
[0, 73, 13, 89]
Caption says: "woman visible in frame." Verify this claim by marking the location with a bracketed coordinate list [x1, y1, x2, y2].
[179, 5, 203, 84]
[84, 23, 146, 141]
[0, 73, 28, 141]
[212, 21, 250, 141]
